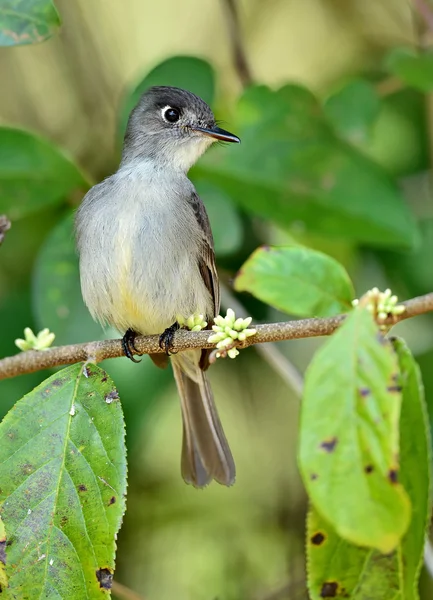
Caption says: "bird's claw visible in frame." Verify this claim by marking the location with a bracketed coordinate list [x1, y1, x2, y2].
[159, 322, 180, 355]
[122, 328, 141, 363]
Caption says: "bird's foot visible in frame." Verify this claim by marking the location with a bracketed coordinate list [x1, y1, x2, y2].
[159, 322, 180, 355]
[122, 328, 141, 363]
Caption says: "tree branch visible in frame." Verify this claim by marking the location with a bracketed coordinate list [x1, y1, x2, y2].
[112, 581, 146, 600]
[0, 293, 431, 381]
[220, 0, 254, 87]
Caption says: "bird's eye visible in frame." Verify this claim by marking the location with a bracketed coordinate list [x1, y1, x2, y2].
[163, 107, 180, 123]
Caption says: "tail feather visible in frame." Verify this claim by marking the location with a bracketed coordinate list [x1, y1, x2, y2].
[172, 351, 235, 487]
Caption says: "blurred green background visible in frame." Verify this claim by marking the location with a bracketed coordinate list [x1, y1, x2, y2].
[1, 0, 433, 598]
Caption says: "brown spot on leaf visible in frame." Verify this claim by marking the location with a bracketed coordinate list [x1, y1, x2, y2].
[359, 388, 370, 397]
[60, 516, 68, 527]
[376, 333, 387, 345]
[105, 389, 119, 403]
[364, 465, 374, 474]
[78, 484, 87, 492]
[310, 473, 318, 481]
[101, 376, 108, 383]
[262, 245, 271, 251]
[320, 581, 338, 597]
[387, 385, 402, 393]
[51, 379, 63, 387]
[96, 568, 113, 589]
[311, 532, 325, 546]
[108, 496, 116, 506]
[0, 540, 6, 565]
[320, 437, 337, 453]
[22, 463, 33, 475]
[388, 469, 398, 484]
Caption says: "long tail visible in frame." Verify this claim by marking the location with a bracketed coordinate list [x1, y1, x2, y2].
[171, 351, 235, 487]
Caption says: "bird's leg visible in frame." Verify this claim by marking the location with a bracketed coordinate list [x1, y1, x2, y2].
[159, 321, 180, 355]
[122, 328, 141, 363]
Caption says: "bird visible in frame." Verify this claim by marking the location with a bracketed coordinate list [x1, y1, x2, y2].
[75, 86, 240, 487]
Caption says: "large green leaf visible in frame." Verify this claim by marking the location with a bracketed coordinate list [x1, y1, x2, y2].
[394, 338, 432, 597]
[32, 213, 102, 345]
[119, 56, 215, 138]
[307, 507, 405, 599]
[234, 245, 354, 317]
[306, 339, 430, 599]
[0, 364, 127, 598]
[0, 128, 87, 220]
[194, 84, 418, 248]
[324, 79, 381, 147]
[385, 47, 433, 92]
[0, 0, 60, 46]
[299, 308, 410, 553]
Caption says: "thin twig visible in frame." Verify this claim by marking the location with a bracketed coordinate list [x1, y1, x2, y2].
[254, 578, 307, 600]
[413, 0, 433, 32]
[220, 0, 254, 86]
[221, 284, 304, 397]
[112, 580, 146, 600]
[0, 292, 431, 380]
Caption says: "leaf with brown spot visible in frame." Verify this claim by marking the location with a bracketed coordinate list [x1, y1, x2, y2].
[0, 364, 127, 598]
[299, 308, 410, 553]
[308, 506, 403, 599]
[307, 339, 430, 599]
[0, 0, 61, 47]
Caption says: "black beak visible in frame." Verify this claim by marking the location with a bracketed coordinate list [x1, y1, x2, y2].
[192, 125, 240, 143]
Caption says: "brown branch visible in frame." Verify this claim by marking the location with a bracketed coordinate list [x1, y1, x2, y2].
[220, 0, 254, 87]
[0, 293, 432, 381]
[413, 0, 433, 33]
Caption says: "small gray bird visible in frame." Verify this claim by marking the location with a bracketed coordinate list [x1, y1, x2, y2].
[75, 86, 240, 487]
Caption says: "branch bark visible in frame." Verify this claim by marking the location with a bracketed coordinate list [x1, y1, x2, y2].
[0, 292, 432, 381]
[220, 0, 254, 87]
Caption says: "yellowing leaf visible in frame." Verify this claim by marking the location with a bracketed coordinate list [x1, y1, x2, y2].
[299, 308, 410, 553]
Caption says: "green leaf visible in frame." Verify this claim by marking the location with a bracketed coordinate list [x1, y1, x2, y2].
[385, 47, 433, 92]
[234, 245, 354, 317]
[194, 180, 243, 257]
[0, 0, 60, 46]
[195, 84, 418, 248]
[307, 507, 403, 599]
[119, 56, 215, 138]
[0, 363, 127, 598]
[32, 213, 102, 345]
[298, 307, 411, 553]
[324, 79, 381, 146]
[306, 339, 431, 599]
[0, 128, 87, 220]
[394, 338, 432, 597]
